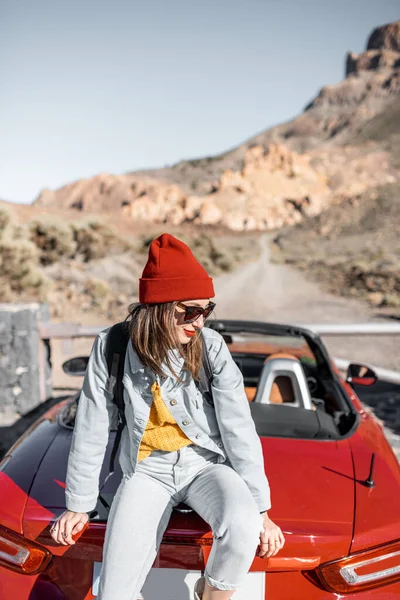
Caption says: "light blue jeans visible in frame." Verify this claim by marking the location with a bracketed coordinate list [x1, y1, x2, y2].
[96, 444, 263, 600]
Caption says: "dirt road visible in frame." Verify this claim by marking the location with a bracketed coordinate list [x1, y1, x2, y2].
[214, 234, 399, 372]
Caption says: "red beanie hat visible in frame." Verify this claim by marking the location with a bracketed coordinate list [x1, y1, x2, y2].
[139, 233, 215, 304]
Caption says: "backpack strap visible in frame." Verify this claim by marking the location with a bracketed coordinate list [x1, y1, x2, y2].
[105, 321, 130, 475]
[197, 330, 214, 406]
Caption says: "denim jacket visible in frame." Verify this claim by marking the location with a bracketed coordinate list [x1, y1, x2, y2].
[65, 326, 271, 514]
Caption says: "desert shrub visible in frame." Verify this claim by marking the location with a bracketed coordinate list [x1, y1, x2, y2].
[29, 217, 76, 265]
[0, 206, 13, 240]
[72, 220, 132, 262]
[0, 237, 49, 300]
[190, 234, 232, 274]
[84, 277, 111, 308]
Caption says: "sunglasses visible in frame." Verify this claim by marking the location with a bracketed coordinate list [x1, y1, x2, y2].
[176, 301, 216, 324]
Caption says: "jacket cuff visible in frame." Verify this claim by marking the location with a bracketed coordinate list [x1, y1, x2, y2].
[255, 496, 271, 513]
[65, 493, 97, 513]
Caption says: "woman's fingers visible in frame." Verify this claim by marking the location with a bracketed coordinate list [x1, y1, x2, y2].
[71, 517, 87, 536]
[72, 513, 89, 535]
[258, 525, 285, 558]
[50, 511, 87, 545]
[62, 519, 76, 546]
[278, 529, 286, 548]
[55, 516, 68, 546]
[50, 521, 59, 543]
[56, 516, 70, 546]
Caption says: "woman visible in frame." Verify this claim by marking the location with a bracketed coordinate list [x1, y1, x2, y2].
[50, 233, 285, 600]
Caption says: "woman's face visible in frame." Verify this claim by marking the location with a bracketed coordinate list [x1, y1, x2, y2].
[174, 298, 210, 344]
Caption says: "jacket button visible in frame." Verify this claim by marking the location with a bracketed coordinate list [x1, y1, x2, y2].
[195, 434, 201, 439]
[182, 420, 190, 426]
[170, 399, 177, 406]
[217, 442, 223, 447]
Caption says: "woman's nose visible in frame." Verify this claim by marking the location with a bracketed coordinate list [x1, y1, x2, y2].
[193, 314, 204, 329]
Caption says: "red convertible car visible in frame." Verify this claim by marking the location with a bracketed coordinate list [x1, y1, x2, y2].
[1, 320, 400, 599]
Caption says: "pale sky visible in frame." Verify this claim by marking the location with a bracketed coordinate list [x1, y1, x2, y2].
[1, 0, 399, 204]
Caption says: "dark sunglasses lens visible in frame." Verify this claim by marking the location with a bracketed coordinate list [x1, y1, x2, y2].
[203, 304, 215, 319]
[183, 307, 203, 323]
[183, 303, 215, 323]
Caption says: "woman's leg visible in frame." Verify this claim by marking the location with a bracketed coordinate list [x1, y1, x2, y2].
[184, 463, 262, 600]
[97, 471, 174, 600]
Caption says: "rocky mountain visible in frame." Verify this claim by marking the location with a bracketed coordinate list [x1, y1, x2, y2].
[34, 21, 400, 233]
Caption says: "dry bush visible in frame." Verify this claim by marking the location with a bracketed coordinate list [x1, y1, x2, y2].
[190, 234, 234, 274]
[0, 206, 13, 240]
[84, 277, 112, 309]
[29, 217, 76, 265]
[0, 237, 49, 301]
[71, 220, 132, 262]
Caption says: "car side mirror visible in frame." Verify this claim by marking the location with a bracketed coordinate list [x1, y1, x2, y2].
[62, 357, 89, 377]
[346, 363, 377, 387]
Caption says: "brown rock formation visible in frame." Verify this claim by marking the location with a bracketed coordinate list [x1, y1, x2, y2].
[34, 21, 400, 232]
[367, 21, 400, 52]
[346, 21, 400, 76]
[346, 49, 400, 76]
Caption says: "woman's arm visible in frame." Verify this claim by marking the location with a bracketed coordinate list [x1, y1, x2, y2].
[208, 332, 271, 512]
[65, 329, 116, 513]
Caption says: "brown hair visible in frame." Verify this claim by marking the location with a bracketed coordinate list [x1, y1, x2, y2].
[126, 302, 203, 381]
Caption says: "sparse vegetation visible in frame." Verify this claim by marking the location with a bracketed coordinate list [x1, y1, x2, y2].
[271, 184, 400, 311]
[84, 277, 112, 309]
[0, 205, 256, 320]
[0, 206, 12, 239]
[354, 99, 400, 169]
[0, 237, 49, 301]
[71, 220, 130, 262]
[29, 217, 76, 265]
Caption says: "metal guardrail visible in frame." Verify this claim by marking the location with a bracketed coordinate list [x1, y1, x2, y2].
[39, 322, 400, 385]
[39, 322, 400, 339]
[299, 323, 400, 336]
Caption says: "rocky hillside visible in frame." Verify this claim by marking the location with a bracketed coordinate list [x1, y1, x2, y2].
[3, 21, 399, 316]
[271, 181, 400, 313]
[34, 21, 400, 233]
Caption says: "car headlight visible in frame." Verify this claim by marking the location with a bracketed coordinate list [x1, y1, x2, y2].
[0, 525, 51, 575]
[316, 539, 400, 593]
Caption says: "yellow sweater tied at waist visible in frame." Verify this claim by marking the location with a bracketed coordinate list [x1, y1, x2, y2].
[137, 381, 193, 462]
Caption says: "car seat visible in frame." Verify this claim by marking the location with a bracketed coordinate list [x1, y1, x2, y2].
[253, 352, 313, 409]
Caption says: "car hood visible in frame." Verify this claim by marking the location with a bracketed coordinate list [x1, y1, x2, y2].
[25, 429, 355, 565]
[258, 437, 354, 561]
[349, 415, 400, 554]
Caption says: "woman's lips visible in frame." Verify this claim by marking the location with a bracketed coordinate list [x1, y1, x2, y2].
[183, 329, 196, 337]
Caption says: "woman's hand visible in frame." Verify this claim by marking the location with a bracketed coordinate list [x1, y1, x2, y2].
[258, 513, 285, 558]
[50, 510, 89, 546]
